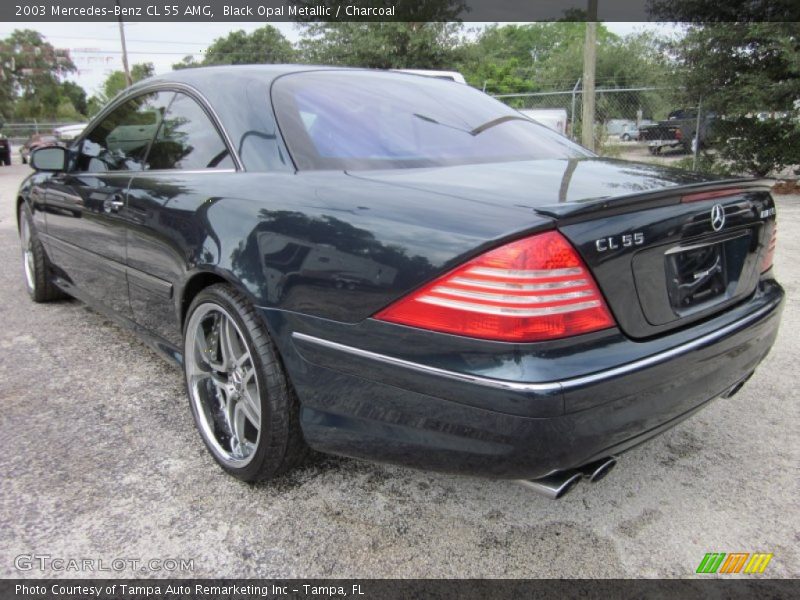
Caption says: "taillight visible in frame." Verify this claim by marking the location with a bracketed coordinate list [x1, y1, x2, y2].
[761, 225, 777, 273]
[374, 231, 615, 342]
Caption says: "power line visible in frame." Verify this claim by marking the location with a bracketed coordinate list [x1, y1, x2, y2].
[0, 33, 210, 46]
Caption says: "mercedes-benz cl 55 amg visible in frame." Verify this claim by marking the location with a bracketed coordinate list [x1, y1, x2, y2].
[17, 66, 783, 498]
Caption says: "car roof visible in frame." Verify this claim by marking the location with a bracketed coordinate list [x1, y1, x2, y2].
[134, 64, 345, 96]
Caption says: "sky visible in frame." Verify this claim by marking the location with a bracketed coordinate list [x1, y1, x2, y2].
[0, 22, 681, 96]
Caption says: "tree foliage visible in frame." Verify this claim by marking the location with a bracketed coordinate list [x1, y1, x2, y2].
[459, 23, 669, 94]
[87, 63, 155, 116]
[298, 22, 464, 69]
[0, 29, 79, 119]
[173, 26, 295, 69]
[668, 23, 800, 175]
[295, 0, 466, 68]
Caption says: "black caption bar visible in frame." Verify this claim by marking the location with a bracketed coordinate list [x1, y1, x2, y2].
[1, 579, 799, 600]
[2, 0, 799, 22]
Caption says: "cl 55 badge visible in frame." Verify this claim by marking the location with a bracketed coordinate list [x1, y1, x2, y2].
[595, 233, 645, 252]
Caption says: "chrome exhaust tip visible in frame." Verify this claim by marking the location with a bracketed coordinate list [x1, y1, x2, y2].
[578, 457, 617, 483]
[721, 372, 753, 399]
[517, 471, 583, 500]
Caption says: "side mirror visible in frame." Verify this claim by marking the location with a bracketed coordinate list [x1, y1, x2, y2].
[30, 146, 67, 172]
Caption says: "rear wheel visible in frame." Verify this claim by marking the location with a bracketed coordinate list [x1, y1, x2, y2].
[18, 204, 66, 302]
[183, 284, 308, 481]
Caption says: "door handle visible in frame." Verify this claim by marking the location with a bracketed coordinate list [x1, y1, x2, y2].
[103, 196, 125, 214]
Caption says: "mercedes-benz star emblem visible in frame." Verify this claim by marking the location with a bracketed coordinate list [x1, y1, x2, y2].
[710, 204, 726, 231]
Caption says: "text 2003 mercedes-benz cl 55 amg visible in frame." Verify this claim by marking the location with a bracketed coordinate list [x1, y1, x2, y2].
[17, 66, 783, 498]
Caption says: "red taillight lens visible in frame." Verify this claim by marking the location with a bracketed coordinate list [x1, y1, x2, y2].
[761, 225, 777, 273]
[374, 231, 615, 342]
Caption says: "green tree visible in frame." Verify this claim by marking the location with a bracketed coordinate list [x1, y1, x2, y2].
[172, 55, 201, 70]
[59, 81, 87, 116]
[87, 62, 154, 115]
[298, 22, 465, 69]
[294, 1, 466, 69]
[460, 23, 668, 95]
[667, 23, 800, 175]
[173, 26, 295, 69]
[0, 29, 76, 119]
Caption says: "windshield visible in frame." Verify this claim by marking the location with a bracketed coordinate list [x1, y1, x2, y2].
[271, 71, 589, 170]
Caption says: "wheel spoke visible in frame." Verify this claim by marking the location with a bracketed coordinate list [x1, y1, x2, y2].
[232, 404, 255, 456]
[239, 386, 261, 425]
[185, 303, 262, 466]
[219, 316, 239, 369]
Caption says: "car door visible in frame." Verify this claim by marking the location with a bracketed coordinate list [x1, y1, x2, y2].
[43, 91, 174, 317]
[124, 91, 237, 345]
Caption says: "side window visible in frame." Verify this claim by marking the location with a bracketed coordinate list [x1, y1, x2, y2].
[147, 93, 234, 170]
[77, 92, 173, 172]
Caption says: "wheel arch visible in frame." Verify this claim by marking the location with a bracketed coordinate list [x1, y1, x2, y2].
[16, 196, 25, 228]
[178, 269, 265, 331]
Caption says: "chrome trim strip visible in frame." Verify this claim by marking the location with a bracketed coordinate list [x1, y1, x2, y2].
[70, 81, 245, 172]
[430, 285, 594, 304]
[292, 332, 560, 393]
[291, 298, 779, 394]
[417, 295, 600, 316]
[467, 266, 584, 279]
[450, 277, 587, 291]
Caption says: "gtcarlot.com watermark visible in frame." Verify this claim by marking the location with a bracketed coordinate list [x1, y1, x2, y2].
[14, 554, 194, 573]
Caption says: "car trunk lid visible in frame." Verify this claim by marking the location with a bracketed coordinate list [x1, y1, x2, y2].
[348, 159, 775, 339]
[549, 182, 776, 339]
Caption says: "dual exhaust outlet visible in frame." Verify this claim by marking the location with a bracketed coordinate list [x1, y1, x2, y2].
[517, 457, 617, 500]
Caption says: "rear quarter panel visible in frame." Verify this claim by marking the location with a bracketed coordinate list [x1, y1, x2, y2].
[127, 170, 552, 332]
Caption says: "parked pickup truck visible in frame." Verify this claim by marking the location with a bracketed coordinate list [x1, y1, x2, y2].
[638, 109, 715, 155]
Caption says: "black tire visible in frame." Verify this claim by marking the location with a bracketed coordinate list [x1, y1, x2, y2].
[621, 133, 631, 141]
[18, 204, 67, 302]
[183, 283, 309, 482]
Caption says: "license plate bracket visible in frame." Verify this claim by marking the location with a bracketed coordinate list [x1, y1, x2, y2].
[664, 231, 751, 315]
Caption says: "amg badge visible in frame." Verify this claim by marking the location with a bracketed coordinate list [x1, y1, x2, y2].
[595, 233, 645, 252]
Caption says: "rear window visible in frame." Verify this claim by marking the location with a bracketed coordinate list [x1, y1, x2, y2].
[272, 71, 589, 171]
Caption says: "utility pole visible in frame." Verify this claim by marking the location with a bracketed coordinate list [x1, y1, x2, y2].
[581, 0, 598, 150]
[116, 0, 132, 87]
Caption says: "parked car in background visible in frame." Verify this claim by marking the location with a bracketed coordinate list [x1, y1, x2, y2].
[20, 134, 60, 165]
[639, 109, 716, 154]
[16, 66, 783, 500]
[518, 108, 568, 135]
[53, 123, 87, 142]
[0, 131, 10, 166]
[605, 118, 655, 141]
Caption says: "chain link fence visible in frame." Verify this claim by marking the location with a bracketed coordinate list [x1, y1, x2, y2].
[0, 120, 80, 145]
[493, 86, 715, 170]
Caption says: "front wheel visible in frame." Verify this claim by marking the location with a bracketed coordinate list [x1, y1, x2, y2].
[18, 204, 66, 302]
[183, 284, 308, 481]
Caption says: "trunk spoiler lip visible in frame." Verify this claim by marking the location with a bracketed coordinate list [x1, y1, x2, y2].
[533, 177, 775, 222]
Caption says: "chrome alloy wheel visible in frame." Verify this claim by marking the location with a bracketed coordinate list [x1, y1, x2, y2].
[185, 303, 261, 466]
[19, 216, 35, 291]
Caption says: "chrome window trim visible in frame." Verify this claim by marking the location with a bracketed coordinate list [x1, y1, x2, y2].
[72, 81, 245, 173]
[291, 297, 779, 395]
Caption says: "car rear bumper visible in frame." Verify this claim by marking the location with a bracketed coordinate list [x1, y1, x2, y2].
[269, 279, 783, 479]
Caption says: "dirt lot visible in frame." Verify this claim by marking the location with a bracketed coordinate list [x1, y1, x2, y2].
[0, 162, 797, 578]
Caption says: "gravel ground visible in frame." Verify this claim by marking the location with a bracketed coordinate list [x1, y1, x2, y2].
[0, 162, 797, 579]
